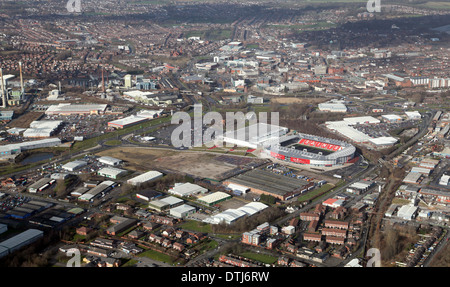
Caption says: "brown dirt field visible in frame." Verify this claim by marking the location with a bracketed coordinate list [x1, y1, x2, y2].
[96, 147, 242, 180]
[7, 112, 44, 128]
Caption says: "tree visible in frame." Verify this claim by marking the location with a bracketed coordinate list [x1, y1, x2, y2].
[55, 179, 67, 197]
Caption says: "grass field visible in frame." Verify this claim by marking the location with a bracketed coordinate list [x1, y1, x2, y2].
[96, 147, 254, 179]
[137, 249, 177, 265]
[297, 183, 335, 202]
[179, 220, 212, 233]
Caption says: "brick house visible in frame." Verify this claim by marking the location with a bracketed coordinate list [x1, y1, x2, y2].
[303, 233, 322, 242]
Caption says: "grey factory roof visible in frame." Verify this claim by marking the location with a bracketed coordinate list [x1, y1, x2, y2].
[226, 169, 310, 196]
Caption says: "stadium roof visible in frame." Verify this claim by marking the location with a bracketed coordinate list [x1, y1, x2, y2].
[266, 134, 356, 161]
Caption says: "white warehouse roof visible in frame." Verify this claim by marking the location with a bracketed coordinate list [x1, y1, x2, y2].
[98, 167, 127, 178]
[382, 114, 402, 121]
[203, 202, 268, 225]
[397, 205, 418, 220]
[169, 204, 196, 218]
[98, 156, 123, 166]
[198, 192, 231, 205]
[343, 116, 380, 125]
[168, 183, 208, 197]
[159, 196, 184, 206]
[62, 160, 88, 171]
[369, 137, 398, 146]
[45, 103, 107, 115]
[127, 171, 163, 185]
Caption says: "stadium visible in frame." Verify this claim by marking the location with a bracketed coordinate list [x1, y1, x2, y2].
[263, 133, 356, 167]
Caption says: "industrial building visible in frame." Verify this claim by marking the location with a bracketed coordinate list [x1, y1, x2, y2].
[127, 171, 163, 186]
[219, 123, 289, 149]
[318, 100, 347, 113]
[0, 224, 7, 235]
[397, 204, 418, 220]
[168, 182, 208, 197]
[28, 178, 55, 193]
[71, 187, 90, 197]
[0, 138, 61, 160]
[106, 218, 138, 236]
[148, 196, 184, 211]
[0, 229, 44, 258]
[197, 192, 232, 206]
[136, 190, 162, 201]
[419, 158, 439, 170]
[368, 137, 398, 148]
[382, 114, 402, 123]
[224, 169, 314, 201]
[405, 111, 421, 120]
[346, 181, 375, 195]
[403, 172, 423, 185]
[169, 204, 196, 218]
[108, 115, 149, 129]
[23, 120, 62, 138]
[62, 160, 88, 172]
[0, 111, 14, 121]
[45, 103, 108, 115]
[98, 156, 123, 166]
[97, 167, 127, 179]
[203, 202, 268, 225]
[326, 116, 397, 146]
[78, 181, 116, 202]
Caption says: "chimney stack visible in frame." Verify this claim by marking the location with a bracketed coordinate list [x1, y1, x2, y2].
[19, 61, 24, 96]
[0, 68, 6, 108]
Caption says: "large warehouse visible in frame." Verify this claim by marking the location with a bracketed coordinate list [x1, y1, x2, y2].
[223, 168, 314, 201]
[0, 138, 62, 160]
[203, 202, 268, 225]
[97, 167, 128, 179]
[148, 196, 184, 212]
[23, 120, 62, 138]
[263, 133, 356, 167]
[0, 229, 44, 258]
[219, 123, 289, 149]
[108, 115, 149, 129]
[127, 171, 163, 186]
[61, 160, 88, 172]
[45, 103, 108, 115]
[169, 204, 196, 219]
[168, 182, 208, 197]
[197, 192, 232, 206]
[78, 181, 116, 202]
